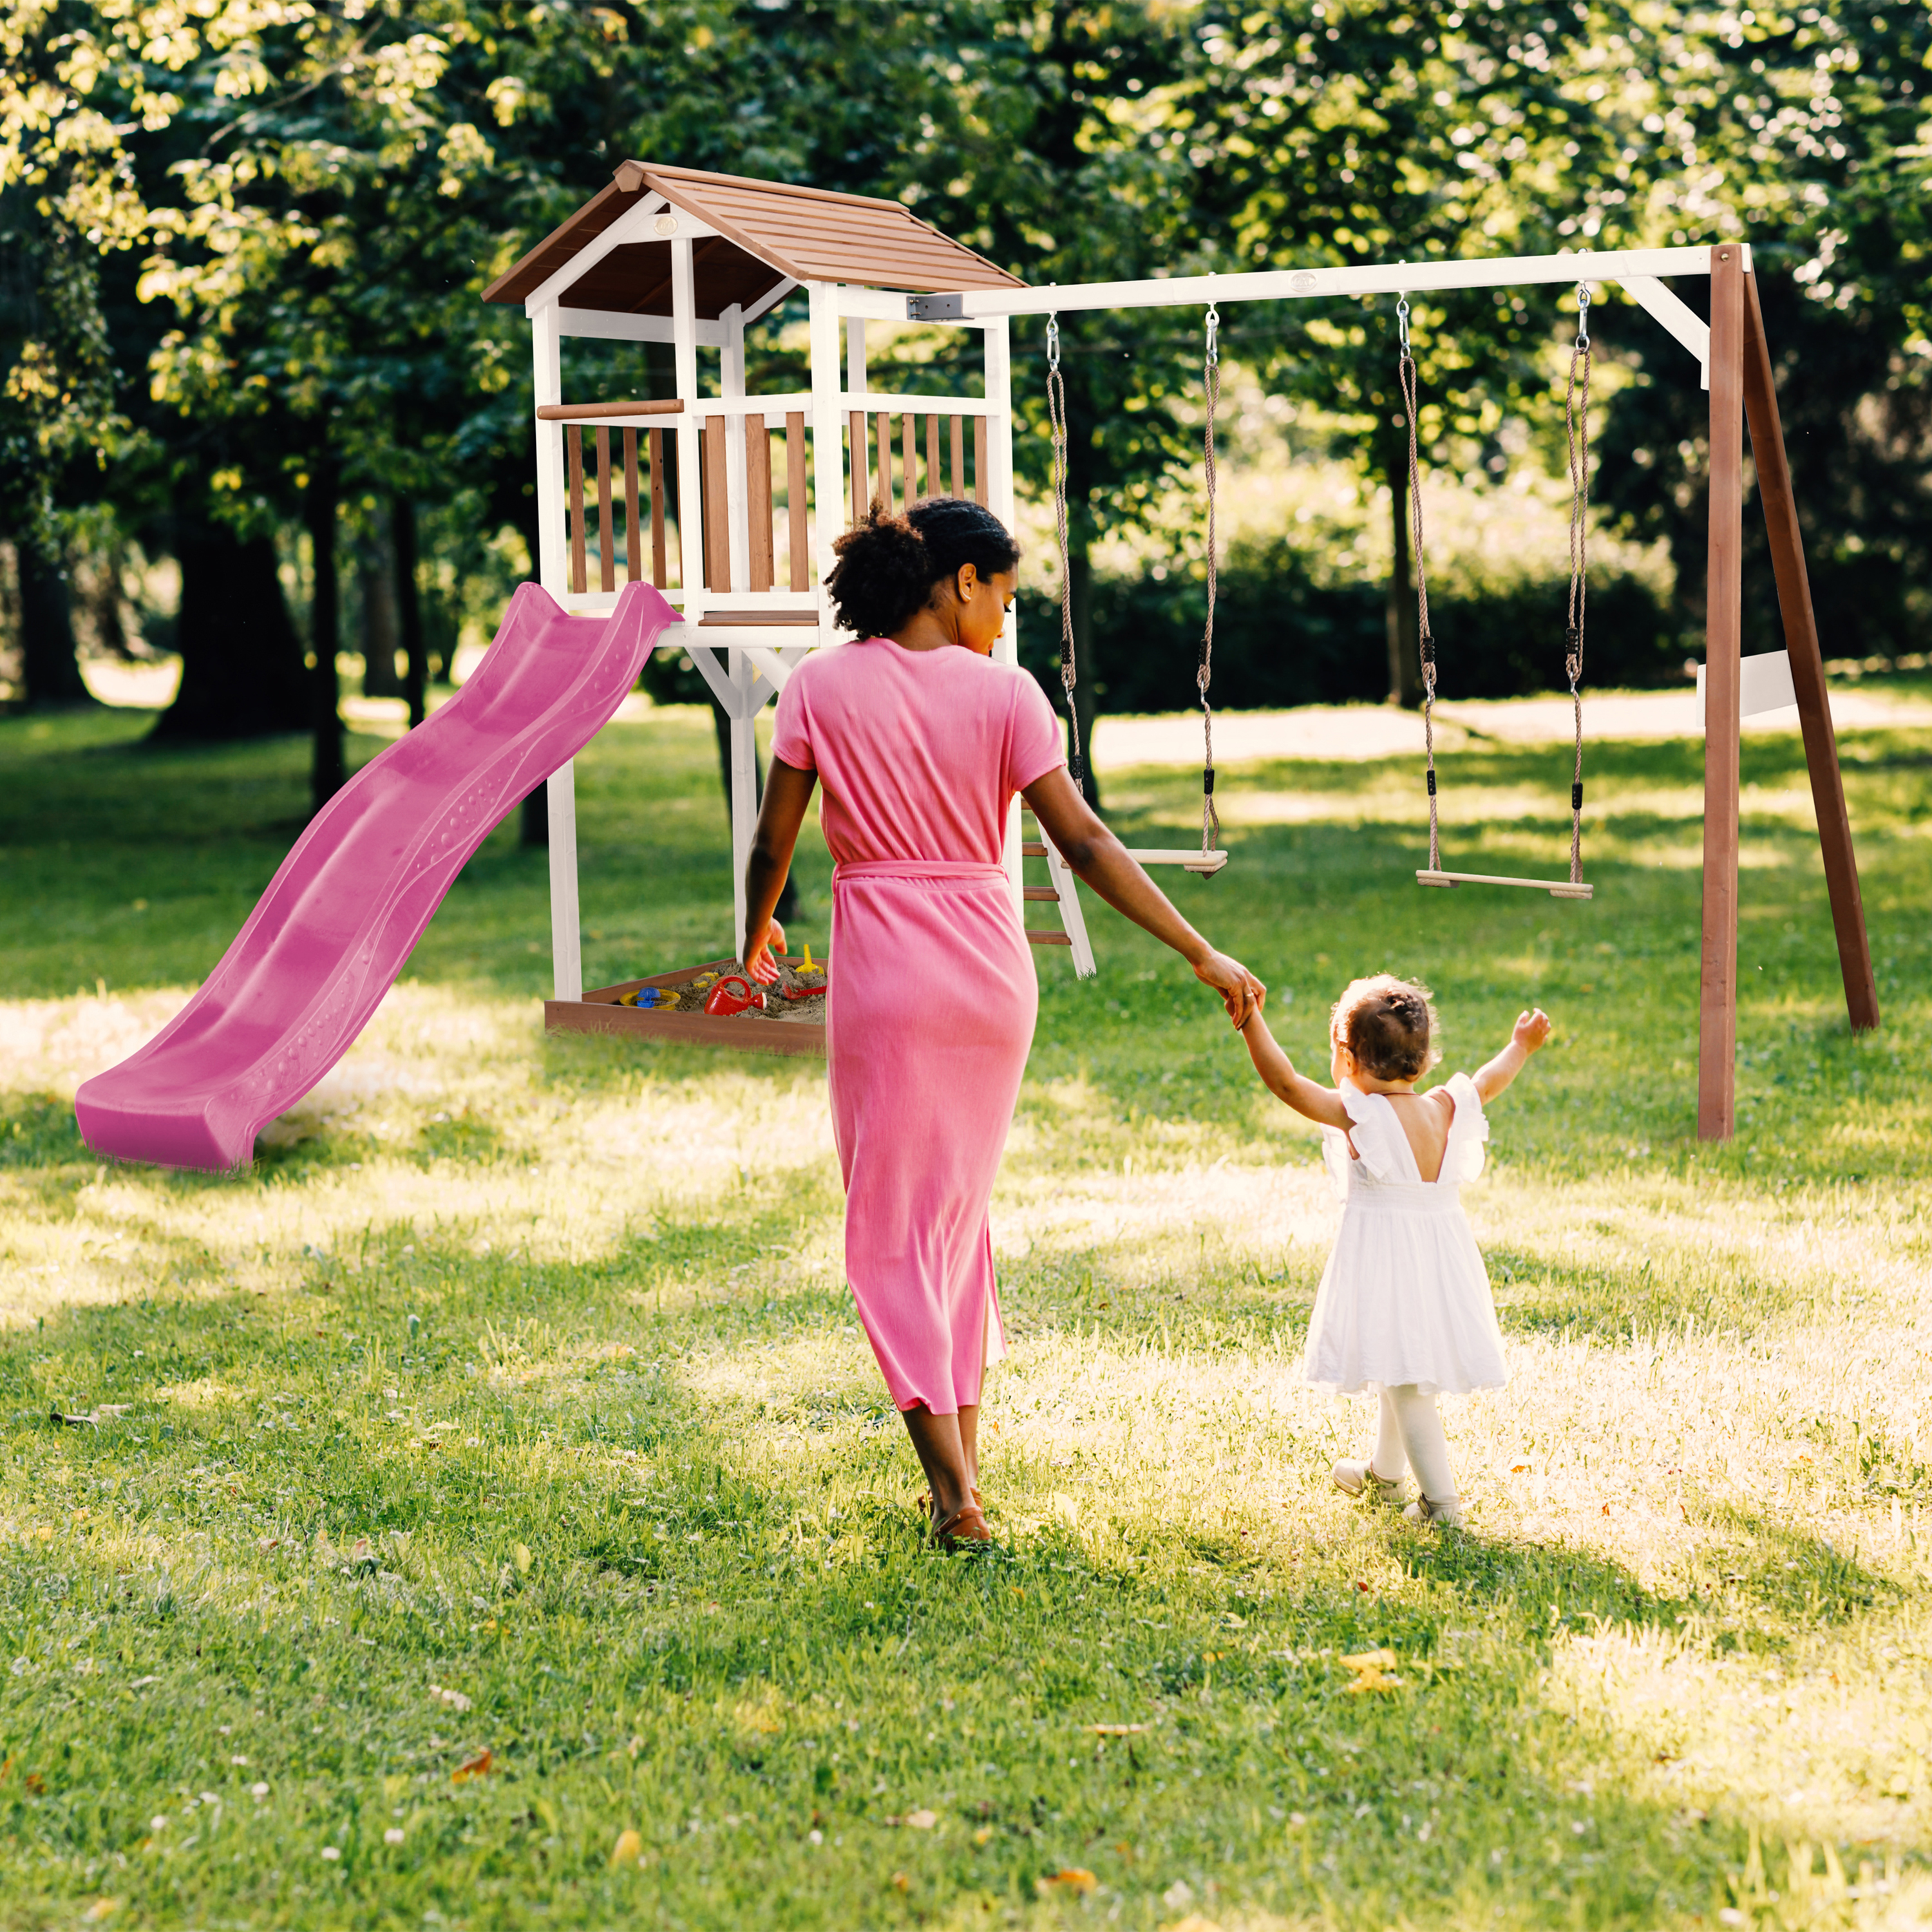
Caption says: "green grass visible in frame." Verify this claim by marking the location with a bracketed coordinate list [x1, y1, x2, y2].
[3, 699, 1932, 1929]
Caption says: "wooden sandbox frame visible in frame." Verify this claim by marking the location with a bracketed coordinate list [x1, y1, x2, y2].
[548, 956, 825, 1059]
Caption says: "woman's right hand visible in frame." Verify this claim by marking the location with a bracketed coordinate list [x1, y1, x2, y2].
[1193, 949, 1265, 1028]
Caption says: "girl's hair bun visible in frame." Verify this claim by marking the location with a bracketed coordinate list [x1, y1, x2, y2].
[1330, 974, 1441, 1081]
[825, 497, 1019, 638]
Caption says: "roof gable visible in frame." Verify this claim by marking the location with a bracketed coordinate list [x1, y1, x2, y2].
[482, 162, 1023, 316]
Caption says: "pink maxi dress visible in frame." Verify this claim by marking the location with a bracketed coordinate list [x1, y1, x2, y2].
[770, 635, 1065, 1415]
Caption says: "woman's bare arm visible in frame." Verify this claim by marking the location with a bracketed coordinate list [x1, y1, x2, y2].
[743, 757, 817, 982]
[1238, 1011, 1352, 1128]
[1021, 765, 1264, 1027]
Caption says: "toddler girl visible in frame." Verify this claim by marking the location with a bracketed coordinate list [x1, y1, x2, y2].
[1238, 976, 1550, 1526]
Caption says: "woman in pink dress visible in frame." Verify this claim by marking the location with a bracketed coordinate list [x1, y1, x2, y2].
[744, 500, 1262, 1545]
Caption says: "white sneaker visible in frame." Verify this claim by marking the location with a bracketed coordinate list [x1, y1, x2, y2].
[1332, 1459, 1408, 1505]
[1403, 1494, 1464, 1527]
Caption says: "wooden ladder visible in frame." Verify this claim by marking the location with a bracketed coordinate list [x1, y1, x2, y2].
[1019, 811, 1095, 978]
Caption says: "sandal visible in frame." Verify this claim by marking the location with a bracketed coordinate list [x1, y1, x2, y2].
[931, 1499, 992, 1548]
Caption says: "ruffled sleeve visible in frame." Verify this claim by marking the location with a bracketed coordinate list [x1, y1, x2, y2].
[1441, 1072, 1490, 1184]
[1320, 1079, 1416, 1197]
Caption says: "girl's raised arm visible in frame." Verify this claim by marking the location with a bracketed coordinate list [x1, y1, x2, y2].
[1238, 1010, 1352, 1129]
[1472, 1007, 1553, 1103]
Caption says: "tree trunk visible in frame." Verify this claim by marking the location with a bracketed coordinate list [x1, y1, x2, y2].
[395, 495, 426, 728]
[17, 539, 92, 706]
[307, 456, 345, 813]
[1384, 441, 1422, 708]
[153, 520, 308, 739]
[357, 504, 402, 697]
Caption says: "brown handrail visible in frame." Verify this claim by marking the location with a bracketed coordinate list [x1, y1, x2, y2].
[537, 399, 683, 421]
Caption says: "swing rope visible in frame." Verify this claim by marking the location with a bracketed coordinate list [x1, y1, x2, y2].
[1564, 282, 1592, 887]
[1045, 313, 1084, 793]
[1199, 304, 1221, 857]
[1396, 294, 1441, 875]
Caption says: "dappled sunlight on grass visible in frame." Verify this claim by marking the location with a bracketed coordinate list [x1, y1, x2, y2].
[5, 703, 1932, 1926]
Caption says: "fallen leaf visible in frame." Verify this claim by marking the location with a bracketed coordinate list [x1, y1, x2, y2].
[451, 1750, 493, 1783]
[1340, 1649, 1397, 1672]
[24, 1774, 45, 1794]
[891, 1871, 909, 1891]
[905, 1808, 937, 1829]
[428, 1683, 473, 1712]
[609, 1827, 642, 1868]
[1038, 1868, 1097, 1895]
[1089, 1723, 1147, 1737]
[973, 1826, 995, 1846]
[82, 1900, 122, 1922]
[1340, 1649, 1402, 1695]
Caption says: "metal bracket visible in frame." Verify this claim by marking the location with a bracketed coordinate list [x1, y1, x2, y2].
[906, 292, 964, 321]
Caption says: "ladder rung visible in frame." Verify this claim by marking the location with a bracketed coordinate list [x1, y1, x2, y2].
[1021, 842, 1048, 857]
[1026, 930, 1074, 946]
[1022, 886, 1060, 902]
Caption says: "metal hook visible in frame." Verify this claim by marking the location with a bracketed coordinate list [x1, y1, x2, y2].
[1397, 293, 1411, 352]
[1204, 304, 1220, 367]
[1575, 281, 1591, 351]
[1046, 312, 1061, 370]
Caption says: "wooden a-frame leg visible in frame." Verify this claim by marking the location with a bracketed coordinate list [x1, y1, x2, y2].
[1699, 244, 1747, 1142]
[1740, 273, 1880, 1034]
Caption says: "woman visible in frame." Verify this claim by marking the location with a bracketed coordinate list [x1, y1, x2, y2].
[743, 498, 1264, 1545]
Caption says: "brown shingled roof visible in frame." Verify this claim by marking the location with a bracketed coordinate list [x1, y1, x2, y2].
[481, 163, 1024, 316]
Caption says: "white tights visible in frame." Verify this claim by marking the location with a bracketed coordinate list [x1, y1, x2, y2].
[1370, 1384, 1457, 1504]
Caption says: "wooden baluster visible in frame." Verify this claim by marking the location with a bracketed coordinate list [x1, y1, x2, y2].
[566, 424, 587, 594]
[950, 417, 964, 497]
[902, 413, 918, 506]
[622, 429, 641, 582]
[849, 410, 867, 524]
[927, 415, 941, 499]
[746, 412, 775, 592]
[649, 429, 667, 587]
[875, 410, 892, 512]
[972, 417, 989, 507]
[595, 427, 616, 593]
[702, 419, 732, 593]
[786, 412, 809, 592]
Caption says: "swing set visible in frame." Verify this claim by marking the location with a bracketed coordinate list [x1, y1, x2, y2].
[486, 163, 1874, 1139]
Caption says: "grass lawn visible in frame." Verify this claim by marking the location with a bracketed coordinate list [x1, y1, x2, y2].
[3, 692, 1931, 1930]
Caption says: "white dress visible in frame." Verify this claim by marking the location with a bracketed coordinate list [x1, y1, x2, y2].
[1302, 1074, 1507, 1397]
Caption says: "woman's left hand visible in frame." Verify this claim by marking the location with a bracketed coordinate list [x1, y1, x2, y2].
[1193, 949, 1265, 1027]
[745, 916, 787, 984]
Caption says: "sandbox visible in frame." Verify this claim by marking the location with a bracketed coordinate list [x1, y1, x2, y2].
[544, 954, 827, 1058]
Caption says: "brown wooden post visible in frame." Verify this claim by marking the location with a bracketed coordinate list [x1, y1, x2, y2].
[949, 417, 965, 497]
[785, 412, 809, 592]
[746, 414, 775, 592]
[648, 430, 667, 587]
[565, 426, 587, 596]
[972, 417, 989, 507]
[621, 429, 642, 582]
[594, 428, 615, 593]
[849, 411, 867, 524]
[1740, 272, 1879, 1033]
[1700, 244, 1747, 1141]
[902, 413, 918, 504]
[926, 415, 941, 498]
[875, 411, 893, 511]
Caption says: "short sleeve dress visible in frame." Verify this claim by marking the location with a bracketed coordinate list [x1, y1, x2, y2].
[1300, 1074, 1507, 1397]
[771, 636, 1065, 1416]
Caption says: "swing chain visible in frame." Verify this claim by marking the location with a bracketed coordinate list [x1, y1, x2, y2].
[1199, 304, 1221, 855]
[1045, 312, 1084, 791]
[1564, 280, 1592, 886]
[1397, 292, 1439, 873]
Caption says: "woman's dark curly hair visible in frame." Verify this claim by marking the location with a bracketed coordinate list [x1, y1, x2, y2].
[824, 497, 1020, 639]
[1331, 974, 1441, 1082]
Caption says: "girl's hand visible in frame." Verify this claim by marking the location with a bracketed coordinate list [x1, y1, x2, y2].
[1513, 1007, 1552, 1052]
[1193, 950, 1266, 1028]
[745, 916, 787, 985]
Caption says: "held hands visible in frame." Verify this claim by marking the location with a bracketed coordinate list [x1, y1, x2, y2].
[1193, 949, 1266, 1029]
[1513, 1008, 1553, 1053]
[744, 916, 787, 985]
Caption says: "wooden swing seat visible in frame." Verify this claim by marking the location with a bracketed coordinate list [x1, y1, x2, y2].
[1417, 869, 1593, 900]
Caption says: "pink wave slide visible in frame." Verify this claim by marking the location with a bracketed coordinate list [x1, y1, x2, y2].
[76, 580, 678, 1171]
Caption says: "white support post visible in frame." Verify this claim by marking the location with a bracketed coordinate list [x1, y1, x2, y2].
[845, 314, 867, 406]
[722, 302, 750, 592]
[730, 653, 760, 962]
[982, 314, 1026, 920]
[808, 283, 846, 622]
[531, 297, 583, 1000]
[670, 238, 704, 614]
